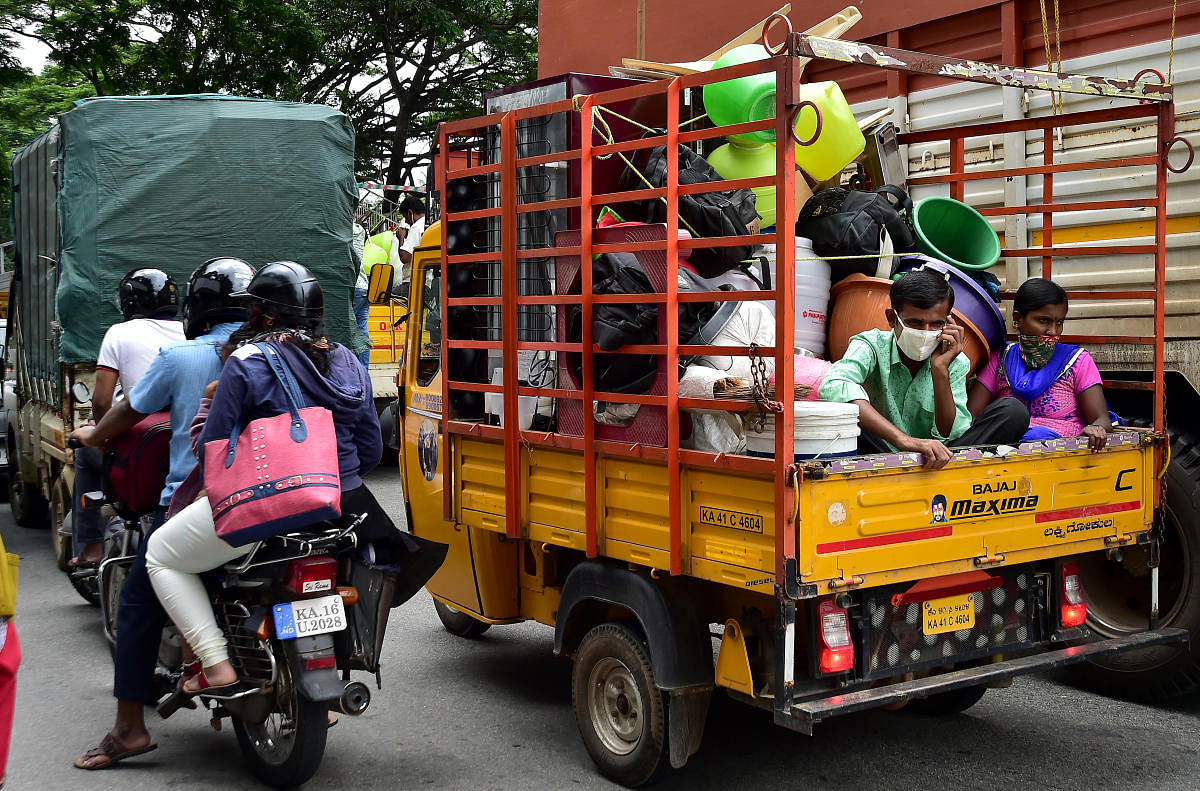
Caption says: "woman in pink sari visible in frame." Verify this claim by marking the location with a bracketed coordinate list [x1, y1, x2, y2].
[967, 278, 1112, 451]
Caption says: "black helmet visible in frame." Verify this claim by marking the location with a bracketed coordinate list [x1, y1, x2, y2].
[182, 257, 256, 339]
[116, 268, 178, 320]
[234, 261, 324, 325]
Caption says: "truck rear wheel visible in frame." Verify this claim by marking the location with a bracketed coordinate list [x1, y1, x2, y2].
[433, 599, 491, 638]
[1068, 428, 1200, 700]
[571, 623, 668, 788]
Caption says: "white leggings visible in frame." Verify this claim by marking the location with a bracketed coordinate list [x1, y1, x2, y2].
[146, 498, 249, 668]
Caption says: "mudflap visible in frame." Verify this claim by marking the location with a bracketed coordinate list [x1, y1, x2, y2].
[282, 634, 344, 703]
[668, 688, 711, 769]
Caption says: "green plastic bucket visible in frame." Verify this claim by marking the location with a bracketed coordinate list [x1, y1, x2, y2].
[911, 196, 1001, 271]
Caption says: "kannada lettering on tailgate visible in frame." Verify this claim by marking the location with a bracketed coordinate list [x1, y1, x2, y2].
[1044, 518, 1115, 540]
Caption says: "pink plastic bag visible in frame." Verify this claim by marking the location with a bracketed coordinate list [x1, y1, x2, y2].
[770, 356, 833, 401]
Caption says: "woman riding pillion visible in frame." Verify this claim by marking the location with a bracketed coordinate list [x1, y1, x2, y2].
[145, 260, 397, 694]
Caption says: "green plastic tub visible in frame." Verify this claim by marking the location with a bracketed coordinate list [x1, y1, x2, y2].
[911, 196, 1001, 271]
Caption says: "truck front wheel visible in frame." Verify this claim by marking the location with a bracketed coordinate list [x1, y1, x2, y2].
[572, 623, 668, 788]
[8, 436, 48, 531]
[1069, 428, 1200, 700]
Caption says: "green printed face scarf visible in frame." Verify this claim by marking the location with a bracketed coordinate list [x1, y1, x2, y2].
[1017, 334, 1057, 369]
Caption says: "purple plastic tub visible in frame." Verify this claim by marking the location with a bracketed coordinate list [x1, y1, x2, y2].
[895, 255, 1005, 350]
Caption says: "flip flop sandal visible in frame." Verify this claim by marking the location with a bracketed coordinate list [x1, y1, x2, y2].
[74, 733, 158, 770]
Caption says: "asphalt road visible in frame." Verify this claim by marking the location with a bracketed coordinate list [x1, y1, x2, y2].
[4, 468, 1200, 790]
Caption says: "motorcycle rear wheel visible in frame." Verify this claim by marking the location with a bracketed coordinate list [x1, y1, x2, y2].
[232, 657, 328, 788]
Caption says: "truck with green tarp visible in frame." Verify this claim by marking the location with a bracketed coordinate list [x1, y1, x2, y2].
[6, 95, 364, 568]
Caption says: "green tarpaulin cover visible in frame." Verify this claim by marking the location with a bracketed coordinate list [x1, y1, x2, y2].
[55, 95, 361, 363]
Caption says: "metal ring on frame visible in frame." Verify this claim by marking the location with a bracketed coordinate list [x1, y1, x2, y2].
[789, 100, 823, 147]
[1166, 136, 1195, 174]
[760, 12, 793, 56]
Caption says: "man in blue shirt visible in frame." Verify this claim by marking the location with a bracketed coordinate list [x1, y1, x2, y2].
[71, 258, 255, 771]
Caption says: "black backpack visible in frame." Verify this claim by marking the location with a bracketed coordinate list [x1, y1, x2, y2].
[618, 138, 759, 279]
[566, 252, 739, 394]
[795, 185, 918, 284]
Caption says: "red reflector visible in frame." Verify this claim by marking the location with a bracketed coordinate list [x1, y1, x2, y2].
[1060, 561, 1088, 627]
[304, 656, 336, 670]
[818, 599, 855, 674]
[285, 556, 337, 597]
[1061, 603, 1087, 627]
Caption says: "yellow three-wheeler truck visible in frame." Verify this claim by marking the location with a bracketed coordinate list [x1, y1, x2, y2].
[394, 31, 1188, 788]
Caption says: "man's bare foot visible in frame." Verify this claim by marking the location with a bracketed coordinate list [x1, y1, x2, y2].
[69, 542, 104, 567]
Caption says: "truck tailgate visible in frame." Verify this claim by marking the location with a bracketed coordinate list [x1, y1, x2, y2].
[797, 432, 1155, 589]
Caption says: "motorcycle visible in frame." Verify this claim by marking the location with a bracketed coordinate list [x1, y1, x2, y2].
[69, 415, 445, 787]
[153, 512, 445, 787]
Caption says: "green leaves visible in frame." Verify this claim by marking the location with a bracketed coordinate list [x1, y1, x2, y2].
[0, 0, 538, 223]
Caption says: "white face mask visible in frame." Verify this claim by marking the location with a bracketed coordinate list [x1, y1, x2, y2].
[894, 321, 943, 361]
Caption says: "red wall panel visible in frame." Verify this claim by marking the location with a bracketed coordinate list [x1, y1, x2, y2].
[539, 0, 1200, 100]
[539, 0, 1003, 77]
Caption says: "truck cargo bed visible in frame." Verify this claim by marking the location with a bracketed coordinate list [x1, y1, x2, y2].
[454, 429, 1156, 595]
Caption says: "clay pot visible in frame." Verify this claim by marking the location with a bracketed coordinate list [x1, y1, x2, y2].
[827, 274, 892, 361]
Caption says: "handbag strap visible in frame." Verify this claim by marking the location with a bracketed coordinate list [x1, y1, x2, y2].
[874, 185, 913, 214]
[224, 342, 311, 468]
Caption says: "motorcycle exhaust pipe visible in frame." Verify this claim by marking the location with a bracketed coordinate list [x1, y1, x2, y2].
[332, 680, 371, 716]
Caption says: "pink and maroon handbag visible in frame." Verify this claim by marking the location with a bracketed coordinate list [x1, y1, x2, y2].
[204, 342, 341, 546]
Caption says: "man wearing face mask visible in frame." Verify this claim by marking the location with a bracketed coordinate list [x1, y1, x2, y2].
[820, 267, 1029, 469]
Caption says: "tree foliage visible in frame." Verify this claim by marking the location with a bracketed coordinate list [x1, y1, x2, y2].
[0, 0, 538, 212]
[0, 66, 96, 242]
[302, 0, 538, 188]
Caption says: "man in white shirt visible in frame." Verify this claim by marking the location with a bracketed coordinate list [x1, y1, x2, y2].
[71, 269, 185, 565]
[395, 193, 427, 288]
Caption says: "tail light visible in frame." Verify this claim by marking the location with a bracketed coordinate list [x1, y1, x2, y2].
[818, 599, 855, 674]
[1059, 561, 1087, 628]
[285, 556, 338, 598]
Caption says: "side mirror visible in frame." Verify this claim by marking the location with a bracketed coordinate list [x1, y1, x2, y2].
[71, 381, 91, 405]
[367, 263, 395, 305]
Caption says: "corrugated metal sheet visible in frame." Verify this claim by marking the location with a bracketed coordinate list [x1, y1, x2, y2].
[1020, 0, 1200, 68]
[889, 33, 1200, 338]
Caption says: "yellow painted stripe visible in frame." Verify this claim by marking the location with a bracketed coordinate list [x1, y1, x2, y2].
[1031, 216, 1200, 245]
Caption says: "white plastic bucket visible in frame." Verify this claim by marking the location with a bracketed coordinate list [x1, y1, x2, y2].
[746, 401, 860, 460]
[756, 237, 831, 355]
